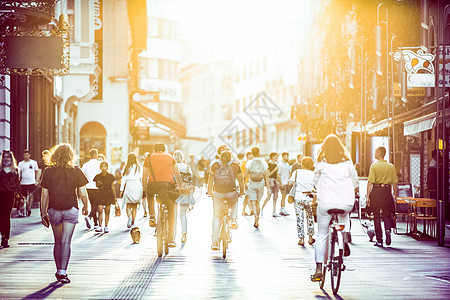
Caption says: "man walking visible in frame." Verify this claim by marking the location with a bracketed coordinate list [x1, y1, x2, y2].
[277, 152, 291, 216]
[261, 152, 280, 217]
[367, 146, 398, 247]
[244, 147, 269, 228]
[81, 149, 101, 231]
[18, 150, 39, 216]
[188, 154, 201, 187]
[142, 142, 185, 247]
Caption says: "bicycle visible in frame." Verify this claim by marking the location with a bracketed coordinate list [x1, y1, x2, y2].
[219, 199, 232, 259]
[304, 191, 346, 294]
[156, 202, 169, 257]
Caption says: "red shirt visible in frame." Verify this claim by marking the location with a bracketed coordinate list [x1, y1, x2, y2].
[144, 152, 176, 183]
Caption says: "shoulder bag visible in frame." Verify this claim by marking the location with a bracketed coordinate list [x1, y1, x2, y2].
[287, 171, 297, 204]
[148, 156, 179, 202]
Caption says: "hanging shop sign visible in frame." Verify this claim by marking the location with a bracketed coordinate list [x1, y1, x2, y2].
[132, 91, 160, 103]
[0, 15, 70, 76]
[93, 0, 103, 100]
[393, 49, 435, 87]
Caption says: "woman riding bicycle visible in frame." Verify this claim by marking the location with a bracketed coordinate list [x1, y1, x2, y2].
[311, 134, 359, 282]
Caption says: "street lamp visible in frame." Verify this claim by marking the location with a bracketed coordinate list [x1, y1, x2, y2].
[350, 43, 364, 170]
[363, 57, 373, 175]
[376, 3, 391, 162]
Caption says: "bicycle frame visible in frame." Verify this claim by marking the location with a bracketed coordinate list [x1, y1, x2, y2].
[156, 202, 169, 257]
[220, 199, 231, 258]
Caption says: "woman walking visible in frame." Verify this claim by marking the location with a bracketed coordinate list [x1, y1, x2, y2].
[173, 150, 195, 244]
[310, 134, 358, 282]
[120, 153, 143, 229]
[0, 150, 21, 248]
[40, 143, 89, 283]
[93, 162, 117, 233]
[288, 156, 316, 246]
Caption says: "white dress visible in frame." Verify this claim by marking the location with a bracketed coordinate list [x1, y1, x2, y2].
[120, 165, 143, 205]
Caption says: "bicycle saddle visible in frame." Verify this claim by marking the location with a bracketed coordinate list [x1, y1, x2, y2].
[327, 209, 345, 215]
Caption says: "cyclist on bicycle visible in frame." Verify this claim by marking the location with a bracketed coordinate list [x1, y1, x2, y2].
[142, 143, 185, 248]
[310, 134, 359, 282]
[208, 150, 245, 251]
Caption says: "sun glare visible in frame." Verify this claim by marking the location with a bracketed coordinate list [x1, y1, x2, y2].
[175, 0, 313, 59]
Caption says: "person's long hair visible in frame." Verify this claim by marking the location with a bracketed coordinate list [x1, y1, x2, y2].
[45, 144, 77, 168]
[173, 150, 184, 163]
[0, 150, 18, 171]
[316, 134, 351, 164]
[123, 152, 140, 176]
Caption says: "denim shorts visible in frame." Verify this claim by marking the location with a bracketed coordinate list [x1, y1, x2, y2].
[48, 207, 79, 225]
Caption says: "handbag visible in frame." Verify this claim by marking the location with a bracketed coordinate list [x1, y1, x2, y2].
[148, 156, 180, 202]
[288, 171, 297, 204]
[115, 202, 121, 216]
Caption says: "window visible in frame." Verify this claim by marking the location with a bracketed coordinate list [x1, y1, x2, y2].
[67, 0, 74, 10]
[236, 99, 240, 113]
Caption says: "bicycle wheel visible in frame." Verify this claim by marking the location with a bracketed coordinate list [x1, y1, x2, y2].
[156, 212, 163, 257]
[222, 218, 228, 259]
[164, 211, 169, 255]
[330, 231, 342, 294]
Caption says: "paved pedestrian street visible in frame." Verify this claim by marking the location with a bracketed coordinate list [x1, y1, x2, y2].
[1, 190, 449, 300]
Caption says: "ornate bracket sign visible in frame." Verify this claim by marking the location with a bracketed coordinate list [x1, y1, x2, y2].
[0, 24, 70, 76]
[393, 49, 435, 87]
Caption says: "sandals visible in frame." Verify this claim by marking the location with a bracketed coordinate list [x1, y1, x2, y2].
[55, 273, 71, 284]
[310, 271, 323, 282]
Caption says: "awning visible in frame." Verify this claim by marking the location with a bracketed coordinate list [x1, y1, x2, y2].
[130, 101, 186, 137]
[403, 112, 436, 136]
[367, 119, 389, 134]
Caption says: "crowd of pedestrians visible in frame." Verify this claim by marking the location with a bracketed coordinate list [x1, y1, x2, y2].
[0, 133, 401, 285]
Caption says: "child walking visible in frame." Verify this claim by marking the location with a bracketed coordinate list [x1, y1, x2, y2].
[93, 162, 117, 233]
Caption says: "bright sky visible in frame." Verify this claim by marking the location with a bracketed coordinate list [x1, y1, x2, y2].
[168, 0, 316, 60]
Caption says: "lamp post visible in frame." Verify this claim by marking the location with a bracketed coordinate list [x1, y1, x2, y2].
[363, 57, 372, 175]
[350, 43, 364, 168]
[376, 3, 391, 162]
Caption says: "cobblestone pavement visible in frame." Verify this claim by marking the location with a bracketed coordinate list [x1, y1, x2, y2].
[1, 189, 450, 299]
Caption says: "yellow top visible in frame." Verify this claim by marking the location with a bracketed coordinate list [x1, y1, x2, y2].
[368, 159, 398, 185]
[241, 161, 249, 184]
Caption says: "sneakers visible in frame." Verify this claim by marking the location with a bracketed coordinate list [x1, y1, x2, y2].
[94, 226, 102, 232]
[242, 211, 249, 216]
[231, 219, 238, 229]
[168, 241, 176, 248]
[374, 241, 383, 247]
[84, 216, 91, 229]
[55, 273, 70, 284]
[279, 208, 289, 216]
[1, 238, 9, 248]
[127, 217, 132, 228]
[143, 211, 148, 218]
[104, 227, 109, 233]
[181, 233, 187, 243]
[385, 230, 392, 246]
[149, 216, 156, 228]
[298, 238, 304, 246]
[308, 236, 316, 245]
[211, 242, 219, 251]
[310, 271, 323, 282]
[272, 212, 280, 218]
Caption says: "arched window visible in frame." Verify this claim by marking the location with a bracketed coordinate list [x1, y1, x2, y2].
[79, 121, 106, 165]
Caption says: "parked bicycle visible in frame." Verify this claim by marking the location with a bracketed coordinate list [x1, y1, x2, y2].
[156, 202, 169, 257]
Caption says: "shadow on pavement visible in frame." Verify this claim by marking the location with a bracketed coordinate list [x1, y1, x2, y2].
[22, 281, 64, 299]
[315, 290, 344, 300]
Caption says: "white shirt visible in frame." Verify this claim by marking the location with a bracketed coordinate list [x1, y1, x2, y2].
[313, 160, 359, 207]
[289, 169, 315, 200]
[18, 159, 38, 185]
[81, 159, 101, 189]
[277, 161, 291, 186]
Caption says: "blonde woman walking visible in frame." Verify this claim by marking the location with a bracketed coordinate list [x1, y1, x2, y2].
[173, 150, 195, 244]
